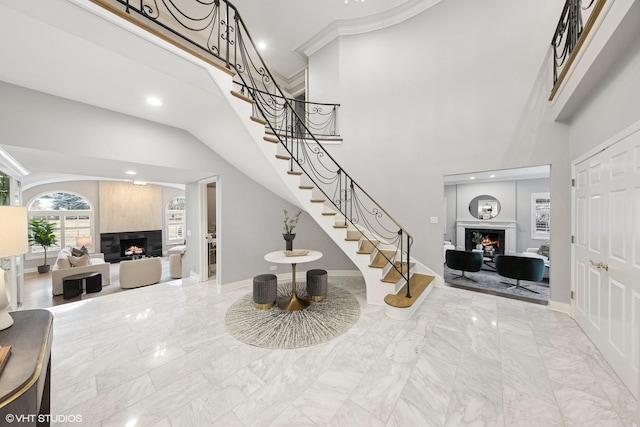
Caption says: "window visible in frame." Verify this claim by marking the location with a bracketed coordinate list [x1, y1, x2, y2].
[166, 197, 185, 243]
[531, 192, 550, 239]
[28, 192, 92, 255]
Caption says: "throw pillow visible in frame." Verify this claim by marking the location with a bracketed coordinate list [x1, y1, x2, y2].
[72, 247, 90, 257]
[56, 256, 71, 269]
[68, 254, 90, 267]
[537, 241, 550, 259]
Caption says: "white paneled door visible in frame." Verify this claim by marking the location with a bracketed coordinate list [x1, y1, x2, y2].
[574, 128, 640, 397]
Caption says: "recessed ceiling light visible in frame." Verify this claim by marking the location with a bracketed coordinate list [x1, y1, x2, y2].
[125, 170, 137, 175]
[490, 174, 496, 178]
[146, 97, 163, 106]
[257, 41, 266, 50]
[469, 176, 476, 180]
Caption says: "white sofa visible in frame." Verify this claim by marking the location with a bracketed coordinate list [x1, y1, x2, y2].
[119, 257, 162, 289]
[51, 248, 111, 296]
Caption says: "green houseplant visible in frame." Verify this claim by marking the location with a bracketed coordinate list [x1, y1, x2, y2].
[28, 218, 58, 273]
[472, 231, 485, 250]
[282, 210, 301, 251]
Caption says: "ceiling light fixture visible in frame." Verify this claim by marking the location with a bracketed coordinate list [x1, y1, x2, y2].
[257, 41, 266, 50]
[490, 174, 496, 178]
[133, 180, 148, 186]
[344, 0, 364, 3]
[469, 176, 476, 180]
[146, 97, 163, 106]
[125, 170, 137, 175]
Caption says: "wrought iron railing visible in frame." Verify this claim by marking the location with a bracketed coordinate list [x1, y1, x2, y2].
[92, 0, 415, 297]
[235, 83, 341, 140]
[550, 0, 607, 100]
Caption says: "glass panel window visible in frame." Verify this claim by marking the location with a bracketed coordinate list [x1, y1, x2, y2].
[531, 192, 551, 239]
[28, 192, 93, 256]
[166, 197, 186, 243]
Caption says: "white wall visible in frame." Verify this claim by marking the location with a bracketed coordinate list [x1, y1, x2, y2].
[183, 171, 356, 285]
[308, 0, 571, 302]
[2, 82, 356, 286]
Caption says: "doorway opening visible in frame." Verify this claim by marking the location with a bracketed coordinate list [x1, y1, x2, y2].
[443, 165, 551, 304]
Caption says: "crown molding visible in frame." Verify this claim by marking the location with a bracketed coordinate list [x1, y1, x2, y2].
[295, 0, 441, 60]
[270, 69, 306, 97]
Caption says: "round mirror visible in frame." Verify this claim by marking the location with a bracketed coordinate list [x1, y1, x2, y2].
[469, 195, 500, 219]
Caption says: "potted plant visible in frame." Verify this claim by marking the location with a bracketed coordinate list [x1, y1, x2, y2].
[283, 210, 301, 251]
[28, 218, 58, 273]
[472, 231, 485, 250]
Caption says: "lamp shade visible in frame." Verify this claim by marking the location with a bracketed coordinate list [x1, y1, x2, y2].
[76, 235, 91, 247]
[0, 206, 28, 258]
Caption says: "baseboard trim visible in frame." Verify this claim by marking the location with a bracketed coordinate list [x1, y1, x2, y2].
[547, 299, 571, 315]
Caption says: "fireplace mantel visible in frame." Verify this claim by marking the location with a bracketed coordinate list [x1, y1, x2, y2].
[456, 220, 516, 254]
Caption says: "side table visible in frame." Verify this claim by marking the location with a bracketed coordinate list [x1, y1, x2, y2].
[62, 272, 102, 299]
[0, 310, 53, 426]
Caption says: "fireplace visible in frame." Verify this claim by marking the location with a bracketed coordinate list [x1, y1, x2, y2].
[456, 221, 516, 254]
[100, 230, 162, 262]
[465, 228, 505, 255]
[120, 238, 147, 257]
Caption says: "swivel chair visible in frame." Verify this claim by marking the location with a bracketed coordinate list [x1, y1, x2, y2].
[445, 250, 483, 282]
[494, 255, 545, 294]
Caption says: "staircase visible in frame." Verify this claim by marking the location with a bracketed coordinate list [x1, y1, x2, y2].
[89, 0, 444, 319]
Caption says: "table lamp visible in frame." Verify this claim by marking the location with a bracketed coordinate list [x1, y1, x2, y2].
[76, 235, 91, 252]
[0, 206, 28, 330]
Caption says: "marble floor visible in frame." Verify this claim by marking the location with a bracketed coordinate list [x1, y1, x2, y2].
[47, 275, 637, 426]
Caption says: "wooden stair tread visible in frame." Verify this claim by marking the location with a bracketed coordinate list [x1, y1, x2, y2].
[369, 249, 396, 268]
[345, 237, 360, 241]
[264, 136, 279, 143]
[384, 274, 435, 308]
[299, 185, 314, 190]
[310, 199, 325, 203]
[275, 154, 291, 160]
[381, 261, 415, 283]
[333, 224, 347, 229]
[322, 211, 337, 216]
[230, 90, 255, 104]
[250, 116, 267, 125]
[287, 170, 303, 175]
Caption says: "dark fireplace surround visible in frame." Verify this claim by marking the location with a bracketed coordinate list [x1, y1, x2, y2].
[100, 230, 162, 262]
[464, 228, 506, 255]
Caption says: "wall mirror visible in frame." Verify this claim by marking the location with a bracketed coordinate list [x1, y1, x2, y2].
[469, 195, 500, 219]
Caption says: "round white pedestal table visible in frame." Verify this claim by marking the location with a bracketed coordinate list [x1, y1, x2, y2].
[264, 250, 323, 311]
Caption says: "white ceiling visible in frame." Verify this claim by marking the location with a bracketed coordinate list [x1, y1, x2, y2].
[443, 165, 551, 185]
[0, 0, 437, 189]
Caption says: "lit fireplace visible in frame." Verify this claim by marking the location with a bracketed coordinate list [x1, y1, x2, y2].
[124, 245, 145, 256]
[465, 228, 505, 254]
[120, 237, 148, 258]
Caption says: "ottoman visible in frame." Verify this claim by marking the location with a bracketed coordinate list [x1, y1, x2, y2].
[253, 274, 277, 309]
[306, 269, 328, 302]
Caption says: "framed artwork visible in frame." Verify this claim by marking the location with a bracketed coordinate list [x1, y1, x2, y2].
[531, 192, 550, 239]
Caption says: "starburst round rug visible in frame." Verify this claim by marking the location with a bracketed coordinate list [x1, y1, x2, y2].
[225, 282, 361, 349]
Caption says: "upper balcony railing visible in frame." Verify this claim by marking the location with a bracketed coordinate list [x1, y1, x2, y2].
[91, 0, 415, 295]
[550, 0, 607, 100]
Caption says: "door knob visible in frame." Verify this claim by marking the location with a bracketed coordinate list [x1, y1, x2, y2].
[589, 260, 609, 271]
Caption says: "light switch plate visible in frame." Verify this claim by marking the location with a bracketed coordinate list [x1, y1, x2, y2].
[430, 217, 438, 223]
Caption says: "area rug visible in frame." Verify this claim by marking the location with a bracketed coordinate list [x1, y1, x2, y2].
[443, 265, 550, 305]
[225, 282, 360, 349]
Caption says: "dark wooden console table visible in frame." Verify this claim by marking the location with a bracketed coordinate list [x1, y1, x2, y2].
[0, 310, 53, 426]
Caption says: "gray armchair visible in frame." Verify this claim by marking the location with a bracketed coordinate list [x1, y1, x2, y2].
[495, 255, 545, 293]
[445, 250, 483, 282]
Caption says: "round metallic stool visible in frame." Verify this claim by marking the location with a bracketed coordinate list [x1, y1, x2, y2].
[253, 274, 277, 309]
[306, 269, 328, 302]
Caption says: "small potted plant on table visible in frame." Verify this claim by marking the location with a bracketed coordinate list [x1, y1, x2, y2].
[283, 210, 301, 251]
